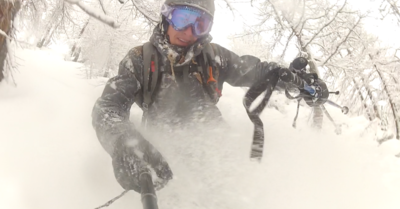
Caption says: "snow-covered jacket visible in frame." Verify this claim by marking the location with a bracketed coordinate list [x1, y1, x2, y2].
[92, 26, 274, 156]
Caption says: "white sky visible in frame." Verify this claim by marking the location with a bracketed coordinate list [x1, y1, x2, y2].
[210, 1, 256, 49]
[350, 0, 400, 47]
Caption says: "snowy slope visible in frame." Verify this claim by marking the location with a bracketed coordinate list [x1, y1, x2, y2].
[1, 48, 400, 209]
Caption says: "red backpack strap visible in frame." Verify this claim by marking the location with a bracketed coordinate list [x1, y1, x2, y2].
[142, 42, 159, 127]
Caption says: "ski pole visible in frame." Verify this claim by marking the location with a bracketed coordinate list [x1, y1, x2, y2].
[139, 169, 159, 209]
[325, 100, 349, 114]
[292, 99, 301, 128]
[325, 91, 349, 114]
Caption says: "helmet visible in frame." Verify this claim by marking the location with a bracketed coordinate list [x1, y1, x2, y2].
[164, 0, 215, 17]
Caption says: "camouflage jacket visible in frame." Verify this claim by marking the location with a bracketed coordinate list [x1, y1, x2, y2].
[92, 31, 272, 156]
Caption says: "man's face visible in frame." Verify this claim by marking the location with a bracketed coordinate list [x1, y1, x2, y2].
[167, 25, 198, 47]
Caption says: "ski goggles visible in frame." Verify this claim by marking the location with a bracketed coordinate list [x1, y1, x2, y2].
[161, 4, 213, 37]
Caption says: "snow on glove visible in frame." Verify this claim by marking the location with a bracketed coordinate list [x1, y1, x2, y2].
[112, 135, 173, 193]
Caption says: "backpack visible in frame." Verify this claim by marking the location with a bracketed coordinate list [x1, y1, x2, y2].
[141, 42, 222, 126]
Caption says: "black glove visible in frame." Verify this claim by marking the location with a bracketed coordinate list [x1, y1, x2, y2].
[112, 134, 173, 193]
[302, 78, 329, 106]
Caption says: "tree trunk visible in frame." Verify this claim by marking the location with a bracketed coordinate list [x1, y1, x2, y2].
[37, 25, 56, 48]
[374, 66, 400, 139]
[339, 51, 375, 120]
[312, 106, 323, 129]
[0, 0, 21, 83]
[360, 76, 381, 120]
[353, 78, 374, 121]
[299, 40, 324, 128]
[36, 27, 51, 48]
[0, 40, 7, 82]
[70, 19, 90, 62]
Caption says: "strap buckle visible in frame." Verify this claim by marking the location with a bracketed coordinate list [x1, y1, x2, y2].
[142, 103, 149, 111]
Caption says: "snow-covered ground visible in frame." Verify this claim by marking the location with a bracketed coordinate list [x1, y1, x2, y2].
[1, 48, 400, 209]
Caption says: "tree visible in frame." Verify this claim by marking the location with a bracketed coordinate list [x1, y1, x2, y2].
[378, 0, 400, 25]
[0, 0, 22, 83]
[36, 0, 83, 48]
[63, 0, 163, 77]
[235, 0, 368, 128]
[61, 0, 161, 77]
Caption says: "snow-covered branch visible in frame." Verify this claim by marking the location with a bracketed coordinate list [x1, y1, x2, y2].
[322, 16, 363, 65]
[64, 0, 120, 28]
[221, 0, 236, 17]
[0, 29, 11, 40]
[98, 0, 108, 15]
[303, 0, 348, 49]
[130, 0, 159, 23]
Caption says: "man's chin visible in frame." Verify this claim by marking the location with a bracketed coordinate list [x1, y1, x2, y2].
[176, 42, 190, 47]
[172, 39, 194, 47]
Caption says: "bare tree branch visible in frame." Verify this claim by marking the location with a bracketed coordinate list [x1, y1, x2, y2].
[280, 31, 294, 59]
[222, 0, 235, 16]
[303, 0, 347, 49]
[64, 0, 120, 28]
[0, 29, 11, 39]
[322, 16, 363, 66]
[130, 0, 158, 23]
[293, 0, 306, 31]
[98, 0, 107, 15]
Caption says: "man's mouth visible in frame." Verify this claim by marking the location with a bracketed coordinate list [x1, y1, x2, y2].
[178, 38, 189, 43]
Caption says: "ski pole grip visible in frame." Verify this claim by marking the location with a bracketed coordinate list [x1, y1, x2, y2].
[139, 169, 159, 209]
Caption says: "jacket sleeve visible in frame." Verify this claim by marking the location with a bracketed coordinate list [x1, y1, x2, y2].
[211, 43, 274, 87]
[92, 47, 144, 156]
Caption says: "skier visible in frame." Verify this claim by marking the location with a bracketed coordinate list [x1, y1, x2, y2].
[92, 0, 327, 193]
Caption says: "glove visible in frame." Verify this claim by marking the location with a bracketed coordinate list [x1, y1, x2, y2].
[302, 78, 329, 106]
[112, 134, 173, 193]
[296, 72, 323, 98]
[304, 83, 320, 97]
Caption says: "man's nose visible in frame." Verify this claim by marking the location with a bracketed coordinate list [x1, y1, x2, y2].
[182, 26, 194, 36]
